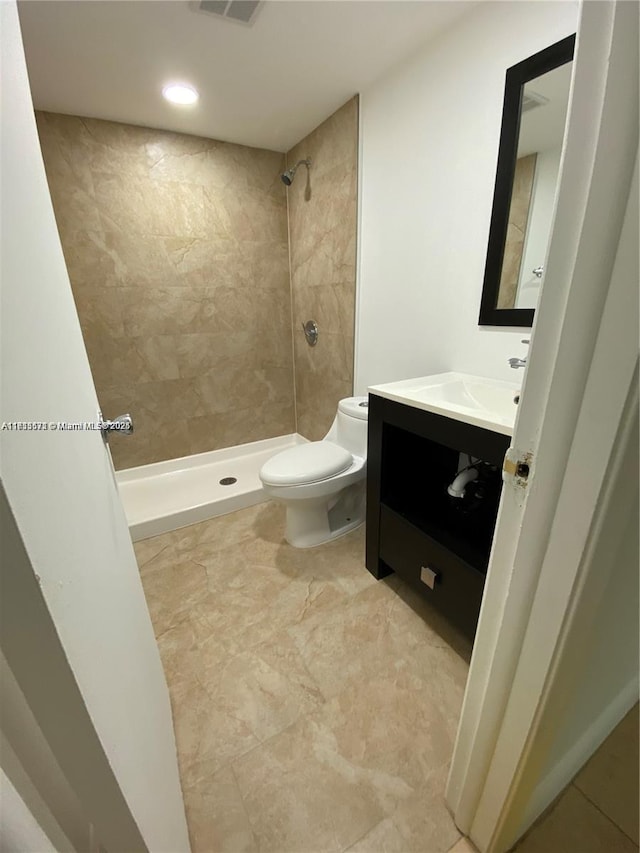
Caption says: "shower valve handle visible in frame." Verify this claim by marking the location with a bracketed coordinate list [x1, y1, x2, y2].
[302, 320, 319, 347]
[100, 412, 134, 441]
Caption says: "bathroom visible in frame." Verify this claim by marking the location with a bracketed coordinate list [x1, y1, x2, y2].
[1, 1, 638, 852]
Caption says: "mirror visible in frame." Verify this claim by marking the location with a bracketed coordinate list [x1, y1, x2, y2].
[479, 35, 575, 327]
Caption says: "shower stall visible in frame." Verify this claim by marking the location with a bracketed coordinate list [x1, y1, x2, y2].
[36, 99, 358, 538]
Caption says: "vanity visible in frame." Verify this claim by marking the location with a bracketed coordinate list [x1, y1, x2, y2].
[365, 373, 519, 639]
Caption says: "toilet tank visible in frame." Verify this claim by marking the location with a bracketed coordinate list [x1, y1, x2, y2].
[325, 396, 368, 458]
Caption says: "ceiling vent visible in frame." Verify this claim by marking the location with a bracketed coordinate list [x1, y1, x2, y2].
[196, 0, 262, 25]
[521, 90, 549, 114]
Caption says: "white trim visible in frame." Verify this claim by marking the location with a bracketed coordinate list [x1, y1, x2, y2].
[0, 769, 57, 853]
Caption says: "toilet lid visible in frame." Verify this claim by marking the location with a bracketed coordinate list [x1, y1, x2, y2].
[260, 441, 353, 486]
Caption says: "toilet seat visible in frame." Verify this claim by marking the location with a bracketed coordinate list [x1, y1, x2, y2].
[260, 441, 353, 487]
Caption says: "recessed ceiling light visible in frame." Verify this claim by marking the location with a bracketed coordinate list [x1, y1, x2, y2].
[162, 83, 199, 105]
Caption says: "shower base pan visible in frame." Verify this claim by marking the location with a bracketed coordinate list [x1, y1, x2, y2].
[116, 433, 305, 541]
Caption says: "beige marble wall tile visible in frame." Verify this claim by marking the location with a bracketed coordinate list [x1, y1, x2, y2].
[287, 98, 359, 439]
[297, 380, 354, 442]
[187, 404, 297, 456]
[37, 112, 295, 468]
[497, 153, 537, 310]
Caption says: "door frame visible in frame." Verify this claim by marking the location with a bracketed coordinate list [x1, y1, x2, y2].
[446, 0, 639, 848]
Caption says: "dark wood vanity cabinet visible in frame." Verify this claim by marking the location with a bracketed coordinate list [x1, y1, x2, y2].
[366, 394, 511, 640]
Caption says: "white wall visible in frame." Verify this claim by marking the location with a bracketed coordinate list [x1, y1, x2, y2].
[0, 652, 88, 851]
[0, 4, 189, 850]
[355, 1, 579, 393]
[0, 770, 57, 853]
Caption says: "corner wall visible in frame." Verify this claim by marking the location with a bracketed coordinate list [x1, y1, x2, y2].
[36, 113, 294, 469]
[355, 1, 579, 393]
[287, 97, 358, 439]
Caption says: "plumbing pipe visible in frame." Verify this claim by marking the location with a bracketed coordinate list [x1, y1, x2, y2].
[447, 468, 479, 499]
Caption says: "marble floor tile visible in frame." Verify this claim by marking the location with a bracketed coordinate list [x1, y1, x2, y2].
[133, 529, 179, 568]
[196, 555, 350, 653]
[514, 785, 638, 853]
[135, 501, 470, 852]
[271, 525, 377, 598]
[171, 500, 282, 555]
[171, 677, 261, 782]
[139, 552, 209, 637]
[156, 606, 236, 695]
[232, 713, 386, 853]
[201, 631, 325, 744]
[233, 670, 458, 853]
[135, 502, 639, 852]
[346, 765, 461, 853]
[183, 764, 256, 853]
[447, 838, 478, 853]
[287, 578, 469, 713]
[574, 703, 639, 844]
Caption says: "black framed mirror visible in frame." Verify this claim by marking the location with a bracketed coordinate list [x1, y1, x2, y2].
[479, 35, 575, 327]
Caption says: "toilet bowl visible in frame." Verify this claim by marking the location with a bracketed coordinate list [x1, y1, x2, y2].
[259, 396, 368, 548]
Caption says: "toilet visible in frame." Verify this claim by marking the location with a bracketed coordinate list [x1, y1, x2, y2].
[259, 396, 368, 548]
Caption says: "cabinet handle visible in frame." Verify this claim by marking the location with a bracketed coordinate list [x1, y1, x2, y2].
[420, 566, 438, 590]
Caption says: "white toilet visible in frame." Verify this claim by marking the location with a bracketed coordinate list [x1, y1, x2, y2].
[259, 396, 368, 548]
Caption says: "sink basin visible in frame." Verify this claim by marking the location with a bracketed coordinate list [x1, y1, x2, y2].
[368, 372, 521, 435]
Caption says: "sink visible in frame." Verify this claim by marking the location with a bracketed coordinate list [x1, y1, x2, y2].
[368, 372, 521, 435]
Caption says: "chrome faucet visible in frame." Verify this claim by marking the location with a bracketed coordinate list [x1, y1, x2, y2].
[509, 339, 530, 370]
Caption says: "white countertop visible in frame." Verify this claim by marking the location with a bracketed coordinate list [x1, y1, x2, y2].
[368, 372, 521, 436]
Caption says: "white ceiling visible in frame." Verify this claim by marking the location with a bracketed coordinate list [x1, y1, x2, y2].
[18, 0, 474, 152]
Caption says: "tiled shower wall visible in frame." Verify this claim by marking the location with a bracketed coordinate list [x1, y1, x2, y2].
[287, 97, 359, 440]
[36, 100, 358, 466]
[36, 112, 294, 469]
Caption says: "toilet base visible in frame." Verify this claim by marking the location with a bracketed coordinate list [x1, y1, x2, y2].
[283, 482, 365, 548]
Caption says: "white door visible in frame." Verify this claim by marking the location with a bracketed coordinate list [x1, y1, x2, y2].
[446, 1, 638, 849]
[0, 3, 190, 850]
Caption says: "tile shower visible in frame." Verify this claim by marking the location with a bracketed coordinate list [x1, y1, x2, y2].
[287, 99, 358, 440]
[36, 97, 358, 477]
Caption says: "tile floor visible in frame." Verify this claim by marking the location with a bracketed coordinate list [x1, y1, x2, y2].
[135, 501, 473, 852]
[135, 501, 639, 853]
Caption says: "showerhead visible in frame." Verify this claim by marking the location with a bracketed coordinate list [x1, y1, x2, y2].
[281, 158, 311, 186]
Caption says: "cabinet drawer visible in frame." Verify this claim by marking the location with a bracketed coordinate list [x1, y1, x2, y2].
[379, 504, 485, 637]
